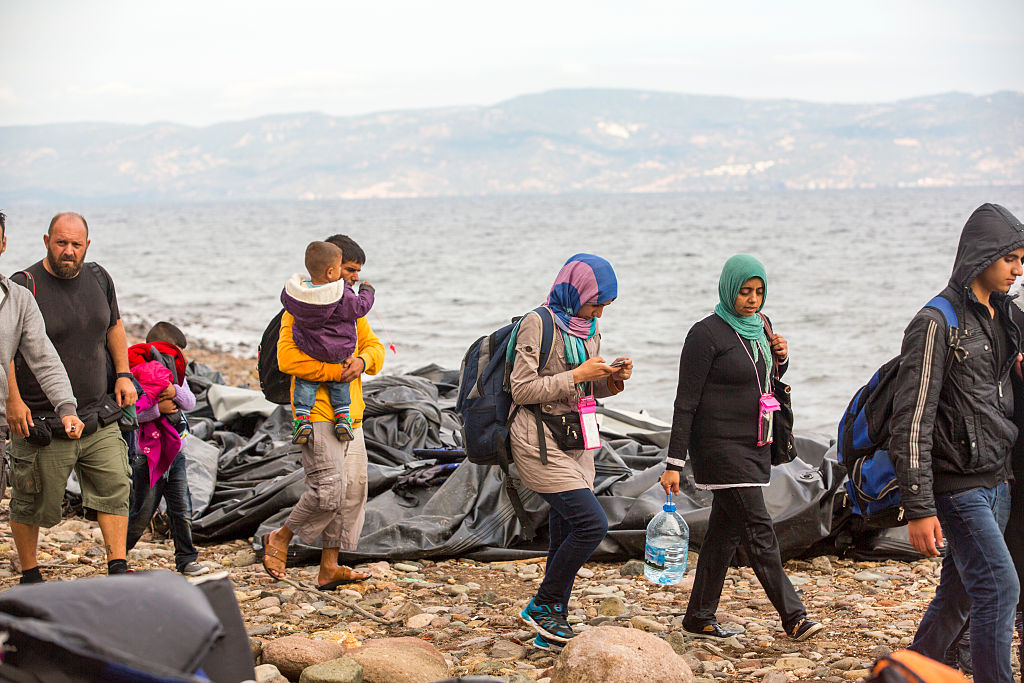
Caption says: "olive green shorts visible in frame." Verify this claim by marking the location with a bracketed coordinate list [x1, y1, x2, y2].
[9, 422, 130, 527]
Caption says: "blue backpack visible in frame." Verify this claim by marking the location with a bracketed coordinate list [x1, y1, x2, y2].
[456, 306, 555, 540]
[837, 295, 960, 528]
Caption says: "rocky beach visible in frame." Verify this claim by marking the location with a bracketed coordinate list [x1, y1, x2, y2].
[0, 343, 993, 682]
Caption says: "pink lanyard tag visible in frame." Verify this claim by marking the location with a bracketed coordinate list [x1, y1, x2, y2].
[577, 395, 601, 450]
[757, 393, 780, 446]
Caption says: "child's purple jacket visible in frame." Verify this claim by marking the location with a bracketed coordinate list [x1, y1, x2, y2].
[280, 273, 375, 363]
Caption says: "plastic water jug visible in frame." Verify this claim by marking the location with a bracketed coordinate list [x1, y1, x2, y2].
[644, 493, 689, 585]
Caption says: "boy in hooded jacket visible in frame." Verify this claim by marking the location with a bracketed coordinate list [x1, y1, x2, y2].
[125, 322, 206, 577]
[281, 241, 374, 444]
[891, 203, 1024, 683]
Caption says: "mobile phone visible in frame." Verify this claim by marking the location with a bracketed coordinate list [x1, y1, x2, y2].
[609, 359, 627, 368]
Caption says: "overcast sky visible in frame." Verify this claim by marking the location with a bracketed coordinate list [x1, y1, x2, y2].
[2, 0, 1022, 127]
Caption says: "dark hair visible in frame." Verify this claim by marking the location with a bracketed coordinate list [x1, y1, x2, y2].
[324, 234, 365, 265]
[146, 321, 188, 349]
[0, 210, 5, 239]
[47, 212, 89, 237]
[305, 240, 342, 279]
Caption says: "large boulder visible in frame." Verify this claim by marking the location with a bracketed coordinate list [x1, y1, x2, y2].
[344, 637, 448, 683]
[550, 625, 693, 683]
[261, 636, 348, 681]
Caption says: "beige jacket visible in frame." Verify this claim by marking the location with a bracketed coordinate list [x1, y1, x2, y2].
[508, 309, 620, 494]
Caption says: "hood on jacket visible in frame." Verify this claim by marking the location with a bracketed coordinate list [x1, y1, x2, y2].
[129, 341, 187, 385]
[281, 273, 345, 327]
[950, 203, 1024, 291]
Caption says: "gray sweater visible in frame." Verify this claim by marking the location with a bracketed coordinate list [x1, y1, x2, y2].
[0, 273, 77, 426]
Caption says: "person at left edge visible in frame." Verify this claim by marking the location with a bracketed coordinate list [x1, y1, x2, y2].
[5, 212, 137, 581]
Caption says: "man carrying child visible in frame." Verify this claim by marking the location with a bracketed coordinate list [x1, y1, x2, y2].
[263, 234, 384, 588]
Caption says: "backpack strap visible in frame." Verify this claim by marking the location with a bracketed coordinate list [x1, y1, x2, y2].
[87, 262, 114, 303]
[495, 430, 536, 542]
[16, 270, 35, 297]
[758, 313, 781, 380]
[925, 294, 961, 378]
[532, 305, 556, 371]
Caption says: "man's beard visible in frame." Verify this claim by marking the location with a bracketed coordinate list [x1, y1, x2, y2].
[47, 251, 84, 279]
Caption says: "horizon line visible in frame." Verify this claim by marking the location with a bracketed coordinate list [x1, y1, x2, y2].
[1, 87, 1021, 130]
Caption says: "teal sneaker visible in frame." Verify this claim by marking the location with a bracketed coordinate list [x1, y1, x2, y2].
[520, 598, 575, 643]
[533, 633, 563, 651]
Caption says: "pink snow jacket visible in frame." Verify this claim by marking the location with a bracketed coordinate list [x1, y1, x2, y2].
[131, 361, 182, 486]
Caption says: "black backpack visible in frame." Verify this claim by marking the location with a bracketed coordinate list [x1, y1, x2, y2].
[257, 309, 291, 405]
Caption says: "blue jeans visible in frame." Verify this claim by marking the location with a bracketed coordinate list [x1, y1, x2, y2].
[293, 377, 351, 417]
[910, 483, 1019, 683]
[535, 488, 609, 608]
[126, 435, 198, 572]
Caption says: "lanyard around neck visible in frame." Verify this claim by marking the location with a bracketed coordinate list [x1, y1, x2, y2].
[735, 330, 769, 393]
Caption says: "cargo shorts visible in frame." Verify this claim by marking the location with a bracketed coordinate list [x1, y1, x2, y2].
[9, 422, 131, 527]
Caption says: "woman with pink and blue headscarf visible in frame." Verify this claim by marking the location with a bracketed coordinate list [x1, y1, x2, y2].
[509, 253, 633, 650]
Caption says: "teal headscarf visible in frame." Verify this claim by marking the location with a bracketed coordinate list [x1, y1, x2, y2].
[713, 254, 772, 384]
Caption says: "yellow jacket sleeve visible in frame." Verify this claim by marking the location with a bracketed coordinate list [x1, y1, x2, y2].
[277, 312, 344, 382]
[277, 312, 386, 424]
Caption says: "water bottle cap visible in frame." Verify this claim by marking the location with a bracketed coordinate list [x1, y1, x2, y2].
[664, 492, 676, 512]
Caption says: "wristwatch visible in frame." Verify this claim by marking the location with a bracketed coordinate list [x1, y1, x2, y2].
[116, 372, 133, 379]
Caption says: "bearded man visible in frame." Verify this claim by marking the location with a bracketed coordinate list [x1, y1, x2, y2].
[6, 212, 137, 581]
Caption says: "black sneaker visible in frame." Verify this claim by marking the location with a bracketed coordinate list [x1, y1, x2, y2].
[682, 622, 744, 640]
[788, 618, 824, 641]
[520, 598, 575, 643]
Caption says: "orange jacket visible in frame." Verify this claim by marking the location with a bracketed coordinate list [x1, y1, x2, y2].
[277, 312, 385, 424]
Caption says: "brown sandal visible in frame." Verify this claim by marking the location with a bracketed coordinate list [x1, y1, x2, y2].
[261, 533, 288, 579]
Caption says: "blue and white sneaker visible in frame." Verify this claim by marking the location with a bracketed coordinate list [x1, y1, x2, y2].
[533, 633, 563, 651]
[520, 598, 575, 643]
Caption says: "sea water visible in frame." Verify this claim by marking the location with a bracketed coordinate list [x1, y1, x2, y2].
[644, 494, 690, 585]
[2, 187, 1020, 434]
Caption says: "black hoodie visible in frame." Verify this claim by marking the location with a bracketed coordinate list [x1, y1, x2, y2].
[890, 203, 1024, 520]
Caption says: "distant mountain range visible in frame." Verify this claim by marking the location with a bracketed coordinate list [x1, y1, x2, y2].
[1, 89, 1022, 202]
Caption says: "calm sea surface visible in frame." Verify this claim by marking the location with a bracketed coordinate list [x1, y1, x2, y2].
[3, 187, 1023, 435]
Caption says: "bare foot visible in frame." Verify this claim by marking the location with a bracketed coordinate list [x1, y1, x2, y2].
[317, 565, 370, 590]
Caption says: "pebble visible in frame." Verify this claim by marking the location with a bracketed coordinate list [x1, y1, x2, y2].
[630, 615, 668, 632]
[406, 613, 434, 628]
[597, 597, 628, 617]
[619, 559, 645, 576]
[490, 639, 527, 659]
[393, 562, 420, 572]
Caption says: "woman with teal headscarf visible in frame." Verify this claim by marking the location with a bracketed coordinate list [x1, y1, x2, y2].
[660, 254, 823, 643]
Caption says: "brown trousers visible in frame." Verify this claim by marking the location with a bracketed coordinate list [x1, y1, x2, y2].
[286, 423, 368, 550]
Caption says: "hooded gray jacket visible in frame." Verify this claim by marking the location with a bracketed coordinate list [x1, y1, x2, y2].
[890, 203, 1024, 519]
[0, 273, 76, 427]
